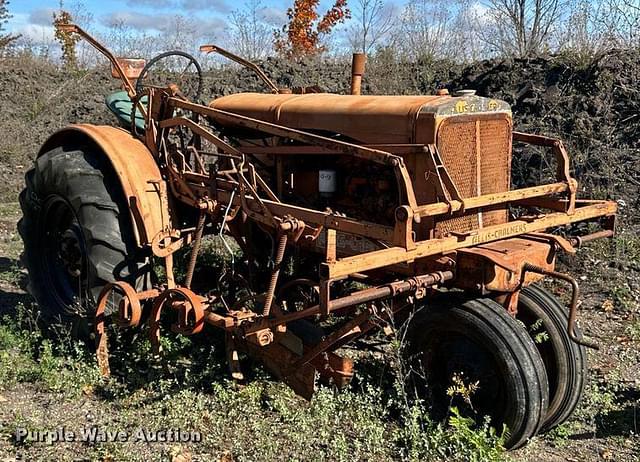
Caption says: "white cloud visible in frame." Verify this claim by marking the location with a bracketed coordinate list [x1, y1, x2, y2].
[5, 13, 55, 43]
[260, 6, 287, 26]
[28, 7, 57, 26]
[180, 0, 231, 13]
[121, 0, 230, 10]
[100, 11, 226, 39]
[125, 0, 175, 7]
[101, 11, 166, 31]
[16, 24, 56, 43]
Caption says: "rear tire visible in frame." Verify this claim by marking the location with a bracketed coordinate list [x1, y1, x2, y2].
[404, 296, 549, 449]
[18, 145, 151, 334]
[517, 285, 587, 432]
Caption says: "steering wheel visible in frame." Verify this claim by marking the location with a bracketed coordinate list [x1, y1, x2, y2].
[135, 50, 204, 102]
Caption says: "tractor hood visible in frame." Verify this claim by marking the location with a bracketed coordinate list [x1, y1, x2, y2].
[209, 92, 511, 144]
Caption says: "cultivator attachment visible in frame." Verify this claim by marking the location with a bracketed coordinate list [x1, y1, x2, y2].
[93, 262, 453, 396]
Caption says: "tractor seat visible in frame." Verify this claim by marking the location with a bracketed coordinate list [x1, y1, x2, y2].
[105, 90, 147, 131]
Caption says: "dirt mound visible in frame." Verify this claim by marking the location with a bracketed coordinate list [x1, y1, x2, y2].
[204, 57, 351, 96]
[0, 57, 118, 202]
[453, 51, 640, 210]
[1, 52, 638, 217]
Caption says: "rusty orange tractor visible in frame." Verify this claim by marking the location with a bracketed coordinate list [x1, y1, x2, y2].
[18, 25, 617, 449]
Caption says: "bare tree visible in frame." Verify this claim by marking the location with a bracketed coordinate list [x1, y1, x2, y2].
[481, 0, 566, 58]
[0, 0, 20, 50]
[599, 0, 640, 47]
[229, 0, 273, 60]
[449, 0, 489, 61]
[554, 1, 608, 60]
[66, 1, 97, 66]
[162, 15, 200, 51]
[102, 20, 157, 58]
[348, 0, 397, 54]
[395, 0, 456, 61]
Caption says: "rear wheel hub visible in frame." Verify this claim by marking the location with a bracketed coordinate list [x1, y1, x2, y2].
[40, 196, 87, 308]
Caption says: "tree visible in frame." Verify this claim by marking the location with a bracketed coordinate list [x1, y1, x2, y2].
[396, 0, 456, 61]
[274, 0, 350, 58]
[600, 0, 640, 47]
[449, 0, 488, 62]
[53, 7, 80, 68]
[348, 0, 396, 54]
[229, 0, 273, 60]
[0, 0, 20, 49]
[66, 1, 95, 67]
[555, 1, 607, 59]
[481, 0, 566, 58]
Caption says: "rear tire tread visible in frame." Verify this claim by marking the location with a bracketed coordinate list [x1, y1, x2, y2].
[18, 145, 150, 327]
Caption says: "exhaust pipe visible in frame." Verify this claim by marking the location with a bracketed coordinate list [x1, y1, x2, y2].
[522, 263, 599, 350]
[350, 53, 366, 95]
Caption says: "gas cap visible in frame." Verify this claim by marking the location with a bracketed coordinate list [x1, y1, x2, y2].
[454, 89, 477, 96]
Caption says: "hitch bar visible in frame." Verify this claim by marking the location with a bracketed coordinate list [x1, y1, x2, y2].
[522, 263, 599, 350]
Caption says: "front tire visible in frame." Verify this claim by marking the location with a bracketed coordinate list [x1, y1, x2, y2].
[517, 285, 587, 432]
[403, 296, 549, 449]
[18, 145, 151, 333]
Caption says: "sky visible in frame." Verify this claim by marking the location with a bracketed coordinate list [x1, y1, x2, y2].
[6, 0, 292, 44]
[5, 0, 489, 59]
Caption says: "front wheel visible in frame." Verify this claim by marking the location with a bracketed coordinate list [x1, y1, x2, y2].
[18, 145, 152, 333]
[517, 285, 587, 432]
[403, 296, 549, 449]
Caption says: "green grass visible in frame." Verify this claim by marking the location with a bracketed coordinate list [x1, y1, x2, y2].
[0, 302, 508, 461]
[627, 320, 640, 342]
[0, 202, 21, 219]
[0, 202, 22, 262]
[0, 304, 100, 396]
[0, 260, 21, 286]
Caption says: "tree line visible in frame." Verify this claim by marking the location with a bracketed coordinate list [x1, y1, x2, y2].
[1, 0, 640, 65]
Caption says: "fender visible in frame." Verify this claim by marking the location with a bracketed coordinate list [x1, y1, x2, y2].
[39, 124, 169, 247]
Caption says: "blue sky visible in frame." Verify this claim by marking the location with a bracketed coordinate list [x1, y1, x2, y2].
[6, 0, 292, 42]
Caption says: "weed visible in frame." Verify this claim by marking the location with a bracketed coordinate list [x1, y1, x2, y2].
[612, 234, 640, 264]
[0, 259, 22, 286]
[0, 202, 20, 219]
[447, 372, 480, 408]
[575, 369, 620, 437]
[25, 98, 46, 122]
[0, 303, 99, 397]
[609, 284, 635, 311]
[544, 422, 572, 447]
[393, 401, 506, 462]
[626, 320, 640, 342]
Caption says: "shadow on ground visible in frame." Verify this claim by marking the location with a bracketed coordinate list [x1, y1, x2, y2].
[0, 256, 31, 317]
[597, 387, 640, 438]
[567, 386, 640, 442]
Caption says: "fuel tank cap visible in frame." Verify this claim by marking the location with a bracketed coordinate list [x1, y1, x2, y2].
[454, 89, 477, 96]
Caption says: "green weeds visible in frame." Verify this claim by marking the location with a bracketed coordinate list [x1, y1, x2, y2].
[0, 298, 509, 461]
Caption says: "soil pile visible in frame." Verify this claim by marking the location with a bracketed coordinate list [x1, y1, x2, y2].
[1, 52, 638, 218]
[453, 51, 640, 211]
[0, 58, 118, 202]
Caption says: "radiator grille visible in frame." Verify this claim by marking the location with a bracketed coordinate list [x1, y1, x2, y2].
[435, 116, 511, 236]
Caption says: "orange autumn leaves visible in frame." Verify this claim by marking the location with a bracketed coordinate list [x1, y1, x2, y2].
[275, 0, 350, 58]
[53, 10, 80, 68]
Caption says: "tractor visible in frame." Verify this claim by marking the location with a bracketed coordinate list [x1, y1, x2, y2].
[17, 25, 618, 449]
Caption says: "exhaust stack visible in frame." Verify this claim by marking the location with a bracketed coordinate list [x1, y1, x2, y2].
[350, 53, 366, 95]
